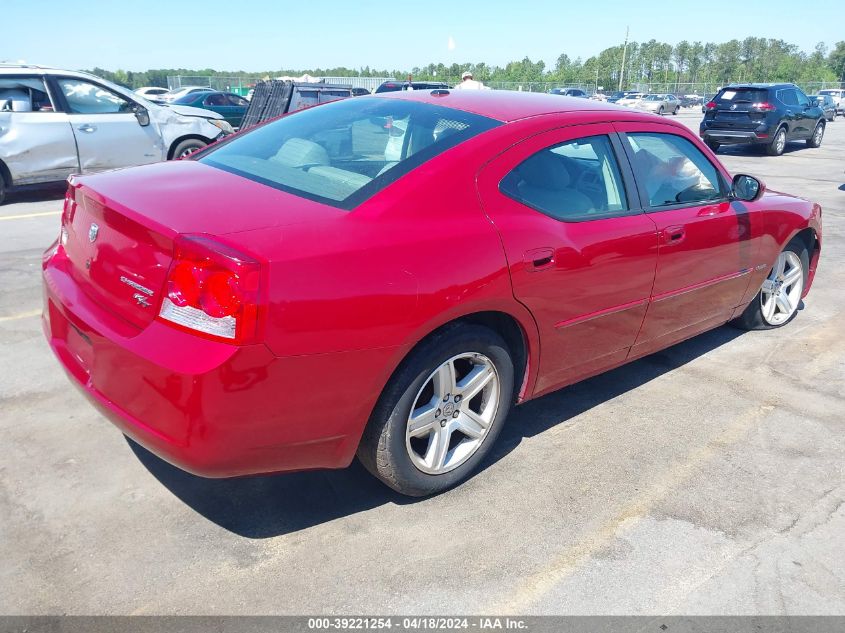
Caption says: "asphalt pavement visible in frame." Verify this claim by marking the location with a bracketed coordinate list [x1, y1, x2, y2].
[1, 109, 843, 615]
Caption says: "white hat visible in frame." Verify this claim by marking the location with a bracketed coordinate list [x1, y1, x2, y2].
[461, 71, 473, 79]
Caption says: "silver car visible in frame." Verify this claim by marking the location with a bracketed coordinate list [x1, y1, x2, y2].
[0, 65, 234, 205]
[636, 93, 682, 115]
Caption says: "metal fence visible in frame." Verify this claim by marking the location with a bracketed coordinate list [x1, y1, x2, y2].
[167, 75, 394, 95]
[167, 75, 844, 98]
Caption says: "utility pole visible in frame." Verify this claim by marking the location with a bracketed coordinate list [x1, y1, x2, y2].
[618, 26, 629, 92]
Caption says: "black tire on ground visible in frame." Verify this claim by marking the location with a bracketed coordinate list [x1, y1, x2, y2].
[806, 121, 825, 148]
[357, 324, 515, 497]
[658, 106, 664, 115]
[170, 138, 208, 160]
[673, 107, 679, 115]
[706, 141, 720, 152]
[0, 175, 5, 206]
[766, 127, 787, 156]
[732, 238, 809, 331]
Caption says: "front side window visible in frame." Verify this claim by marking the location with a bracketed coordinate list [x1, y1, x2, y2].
[625, 133, 724, 208]
[795, 90, 810, 107]
[200, 97, 499, 209]
[499, 135, 628, 222]
[58, 78, 132, 114]
[0, 76, 54, 112]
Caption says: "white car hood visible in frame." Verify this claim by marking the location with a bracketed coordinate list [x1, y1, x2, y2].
[155, 104, 223, 120]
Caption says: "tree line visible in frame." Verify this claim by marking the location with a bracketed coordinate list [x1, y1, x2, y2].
[88, 37, 845, 91]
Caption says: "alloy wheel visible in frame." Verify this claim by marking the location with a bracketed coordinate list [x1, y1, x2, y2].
[760, 251, 803, 326]
[775, 129, 786, 154]
[405, 353, 500, 475]
[812, 124, 824, 146]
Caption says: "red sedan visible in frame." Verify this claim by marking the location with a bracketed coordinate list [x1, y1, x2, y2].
[42, 90, 822, 496]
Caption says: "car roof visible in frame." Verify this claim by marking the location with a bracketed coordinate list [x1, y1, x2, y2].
[369, 89, 649, 122]
[724, 83, 795, 89]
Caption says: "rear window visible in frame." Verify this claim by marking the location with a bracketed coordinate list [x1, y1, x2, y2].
[199, 97, 500, 209]
[714, 88, 768, 104]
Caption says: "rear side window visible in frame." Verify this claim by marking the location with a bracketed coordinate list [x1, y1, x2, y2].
[715, 88, 768, 105]
[0, 76, 54, 112]
[499, 135, 628, 222]
[200, 97, 500, 209]
[777, 89, 799, 106]
[625, 133, 724, 208]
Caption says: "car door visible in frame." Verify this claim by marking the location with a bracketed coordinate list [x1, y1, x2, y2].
[0, 74, 78, 184]
[794, 88, 817, 134]
[52, 76, 163, 172]
[477, 124, 658, 395]
[614, 123, 762, 356]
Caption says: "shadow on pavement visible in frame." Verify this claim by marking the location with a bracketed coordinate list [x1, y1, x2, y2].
[129, 324, 745, 539]
[5, 184, 66, 205]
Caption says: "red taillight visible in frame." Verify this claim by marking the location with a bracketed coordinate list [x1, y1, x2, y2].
[158, 235, 264, 344]
[752, 102, 776, 112]
[59, 185, 77, 249]
[704, 101, 717, 111]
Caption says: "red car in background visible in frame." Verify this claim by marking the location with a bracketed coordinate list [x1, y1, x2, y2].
[42, 90, 821, 496]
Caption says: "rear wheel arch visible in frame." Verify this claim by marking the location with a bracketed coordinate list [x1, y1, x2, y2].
[0, 159, 11, 205]
[0, 158, 12, 188]
[373, 310, 535, 423]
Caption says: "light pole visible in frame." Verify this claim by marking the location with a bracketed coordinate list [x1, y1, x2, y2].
[618, 26, 629, 92]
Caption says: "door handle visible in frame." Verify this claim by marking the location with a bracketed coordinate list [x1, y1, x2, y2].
[662, 226, 686, 245]
[524, 247, 555, 271]
[77, 124, 97, 133]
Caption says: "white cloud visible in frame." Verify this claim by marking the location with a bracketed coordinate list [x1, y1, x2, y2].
[447, 36, 456, 51]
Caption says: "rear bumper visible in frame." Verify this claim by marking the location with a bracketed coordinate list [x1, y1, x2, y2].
[700, 129, 769, 144]
[42, 244, 394, 478]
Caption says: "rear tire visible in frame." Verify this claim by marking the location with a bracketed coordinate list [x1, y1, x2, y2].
[357, 324, 514, 497]
[806, 121, 824, 148]
[766, 127, 787, 156]
[658, 106, 664, 115]
[170, 138, 208, 160]
[733, 239, 809, 330]
[673, 107, 679, 115]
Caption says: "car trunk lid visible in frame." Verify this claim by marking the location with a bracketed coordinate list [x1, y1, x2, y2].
[64, 160, 347, 330]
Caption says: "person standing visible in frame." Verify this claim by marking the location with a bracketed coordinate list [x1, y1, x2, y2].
[454, 71, 486, 90]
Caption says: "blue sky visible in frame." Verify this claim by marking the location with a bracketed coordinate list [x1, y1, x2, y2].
[3, 0, 843, 71]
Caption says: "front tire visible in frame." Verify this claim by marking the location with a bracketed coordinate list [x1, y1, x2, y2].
[657, 106, 664, 115]
[807, 121, 824, 148]
[358, 324, 514, 497]
[171, 138, 208, 160]
[733, 239, 809, 330]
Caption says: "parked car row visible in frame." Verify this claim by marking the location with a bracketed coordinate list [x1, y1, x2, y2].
[0, 65, 234, 205]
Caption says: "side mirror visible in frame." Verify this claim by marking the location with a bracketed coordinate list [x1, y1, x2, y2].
[134, 106, 150, 127]
[731, 174, 765, 202]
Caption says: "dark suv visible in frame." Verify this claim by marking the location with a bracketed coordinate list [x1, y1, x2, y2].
[374, 80, 450, 93]
[699, 84, 825, 155]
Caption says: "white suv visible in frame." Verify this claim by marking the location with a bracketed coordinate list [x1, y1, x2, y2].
[818, 89, 845, 115]
[0, 65, 234, 204]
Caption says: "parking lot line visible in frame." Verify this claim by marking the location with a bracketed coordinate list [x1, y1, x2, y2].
[489, 402, 776, 613]
[0, 309, 41, 323]
[0, 211, 62, 221]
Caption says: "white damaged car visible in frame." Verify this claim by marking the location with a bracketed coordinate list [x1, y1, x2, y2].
[0, 65, 233, 204]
